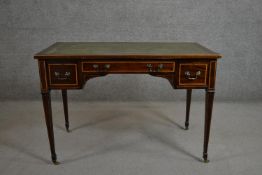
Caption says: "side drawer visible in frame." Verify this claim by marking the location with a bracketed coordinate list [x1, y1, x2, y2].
[48, 63, 78, 86]
[82, 62, 175, 73]
[178, 63, 208, 87]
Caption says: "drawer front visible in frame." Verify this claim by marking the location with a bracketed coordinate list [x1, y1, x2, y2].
[178, 63, 208, 86]
[82, 62, 175, 73]
[48, 64, 78, 86]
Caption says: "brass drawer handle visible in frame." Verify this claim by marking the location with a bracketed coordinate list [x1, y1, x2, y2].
[104, 64, 111, 69]
[54, 71, 71, 80]
[185, 70, 201, 80]
[54, 71, 71, 77]
[65, 72, 71, 77]
[54, 72, 60, 77]
[93, 64, 99, 69]
[147, 64, 153, 72]
[147, 63, 164, 72]
[93, 64, 110, 71]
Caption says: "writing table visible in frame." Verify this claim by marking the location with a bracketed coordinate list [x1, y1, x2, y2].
[34, 42, 221, 164]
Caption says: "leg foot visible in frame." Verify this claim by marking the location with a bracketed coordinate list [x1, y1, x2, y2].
[52, 160, 60, 165]
[203, 159, 209, 163]
[51, 154, 60, 165]
[202, 153, 209, 163]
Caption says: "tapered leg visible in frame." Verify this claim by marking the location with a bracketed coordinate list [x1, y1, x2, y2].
[41, 91, 59, 165]
[185, 89, 192, 130]
[203, 89, 215, 163]
[62, 90, 69, 132]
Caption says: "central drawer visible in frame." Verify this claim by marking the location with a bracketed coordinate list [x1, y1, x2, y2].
[82, 62, 175, 73]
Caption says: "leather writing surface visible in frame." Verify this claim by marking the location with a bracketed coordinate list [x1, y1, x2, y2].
[35, 42, 221, 59]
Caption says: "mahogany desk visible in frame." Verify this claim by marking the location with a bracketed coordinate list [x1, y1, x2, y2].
[34, 42, 221, 164]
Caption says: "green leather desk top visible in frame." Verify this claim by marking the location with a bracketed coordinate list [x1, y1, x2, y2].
[34, 42, 221, 59]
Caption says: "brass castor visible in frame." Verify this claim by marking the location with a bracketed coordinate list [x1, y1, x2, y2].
[52, 160, 60, 165]
[203, 159, 210, 163]
[185, 122, 189, 130]
[52, 154, 59, 165]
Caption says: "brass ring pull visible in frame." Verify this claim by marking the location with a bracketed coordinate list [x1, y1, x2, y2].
[185, 70, 201, 80]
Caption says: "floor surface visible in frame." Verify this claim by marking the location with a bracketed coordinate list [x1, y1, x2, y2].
[0, 100, 262, 175]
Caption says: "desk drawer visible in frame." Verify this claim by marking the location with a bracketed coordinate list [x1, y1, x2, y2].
[82, 62, 175, 73]
[48, 64, 78, 86]
[178, 63, 208, 87]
